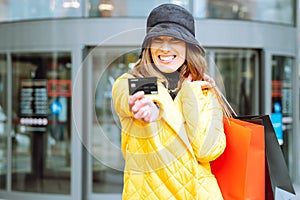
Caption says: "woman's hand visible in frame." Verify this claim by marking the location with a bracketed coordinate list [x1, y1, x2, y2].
[128, 91, 159, 122]
[184, 73, 216, 88]
[203, 74, 216, 88]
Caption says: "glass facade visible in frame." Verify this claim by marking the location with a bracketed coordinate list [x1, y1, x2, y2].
[0, 54, 7, 190]
[0, 0, 296, 25]
[0, 0, 83, 21]
[10, 52, 72, 194]
[211, 50, 260, 115]
[89, 0, 189, 17]
[195, 0, 294, 25]
[271, 56, 294, 170]
[82, 46, 140, 194]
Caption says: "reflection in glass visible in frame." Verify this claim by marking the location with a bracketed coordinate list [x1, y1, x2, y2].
[0, 54, 7, 190]
[271, 56, 293, 172]
[0, 0, 295, 25]
[11, 52, 71, 194]
[88, 47, 139, 193]
[213, 50, 259, 115]
[194, 0, 295, 25]
[88, 0, 190, 17]
[3, 0, 82, 22]
[0, 0, 8, 22]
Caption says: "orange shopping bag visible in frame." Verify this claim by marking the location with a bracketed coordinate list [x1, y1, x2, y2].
[236, 115, 295, 199]
[211, 117, 265, 200]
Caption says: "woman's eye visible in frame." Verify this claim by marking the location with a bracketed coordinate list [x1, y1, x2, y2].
[152, 37, 163, 42]
[171, 38, 181, 43]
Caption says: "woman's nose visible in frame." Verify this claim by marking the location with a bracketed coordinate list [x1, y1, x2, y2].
[160, 42, 170, 52]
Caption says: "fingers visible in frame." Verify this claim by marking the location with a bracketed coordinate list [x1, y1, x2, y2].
[128, 93, 159, 122]
[187, 74, 193, 82]
[133, 104, 150, 120]
[203, 74, 216, 87]
[186, 73, 215, 88]
[130, 95, 151, 113]
[182, 74, 193, 86]
[128, 91, 145, 105]
[128, 91, 145, 111]
[142, 104, 159, 123]
[184, 73, 216, 88]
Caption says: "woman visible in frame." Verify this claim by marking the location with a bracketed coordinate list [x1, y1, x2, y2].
[112, 3, 226, 199]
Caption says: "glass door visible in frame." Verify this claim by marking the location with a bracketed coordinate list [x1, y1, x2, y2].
[82, 46, 140, 199]
[10, 52, 72, 194]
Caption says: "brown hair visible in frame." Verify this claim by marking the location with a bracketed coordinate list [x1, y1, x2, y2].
[179, 44, 206, 86]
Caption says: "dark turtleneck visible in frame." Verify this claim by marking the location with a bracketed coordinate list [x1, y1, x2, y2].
[152, 64, 182, 99]
[160, 69, 181, 100]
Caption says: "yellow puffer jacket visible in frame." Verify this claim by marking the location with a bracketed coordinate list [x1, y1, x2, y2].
[112, 73, 226, 200]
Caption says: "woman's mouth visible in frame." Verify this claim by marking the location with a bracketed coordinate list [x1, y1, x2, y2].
[159, 55, 176, 62]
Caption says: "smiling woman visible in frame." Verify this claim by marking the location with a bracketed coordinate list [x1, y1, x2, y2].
[112, 3, 227, 200]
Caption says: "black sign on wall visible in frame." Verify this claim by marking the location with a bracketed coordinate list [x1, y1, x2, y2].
[19, 79, 48, 127]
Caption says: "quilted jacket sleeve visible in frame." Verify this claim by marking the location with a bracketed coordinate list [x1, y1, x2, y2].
[175, 81, 226, 163]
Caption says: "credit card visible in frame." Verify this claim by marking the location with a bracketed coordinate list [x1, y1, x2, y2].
[128, 77, 158, 95]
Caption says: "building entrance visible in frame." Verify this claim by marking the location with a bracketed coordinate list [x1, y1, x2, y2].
[1, 52, 72, 194]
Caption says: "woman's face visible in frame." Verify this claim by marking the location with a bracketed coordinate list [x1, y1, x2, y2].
[150, 36, 186, 73]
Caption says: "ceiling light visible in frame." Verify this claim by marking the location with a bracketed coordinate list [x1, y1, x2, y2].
[63, 0, 80, 8]
[98, 3, 114, 11]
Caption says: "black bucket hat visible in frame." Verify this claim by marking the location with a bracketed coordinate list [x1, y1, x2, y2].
[142, 3, 205, 55]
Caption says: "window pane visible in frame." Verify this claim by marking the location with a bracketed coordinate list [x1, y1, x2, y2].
[0, 0, 8, 22]
[271, 56, 293, 171]
[11, 52, 71, 194]
[213, 50, 259, 115]
[194, 0, 295, 25]
[88, 0, 190, 17]
[0, 0, 295, 25]
[88, 46, 140, 193]
[0, 54, 7, 190]
[254, 0, 294, 25]
[1, 0, 83, 22]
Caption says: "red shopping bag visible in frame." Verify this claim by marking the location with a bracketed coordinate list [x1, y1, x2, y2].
[211, 117, 265, 200]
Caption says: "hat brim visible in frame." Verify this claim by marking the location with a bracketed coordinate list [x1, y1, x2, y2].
[142, 23, 205, 55]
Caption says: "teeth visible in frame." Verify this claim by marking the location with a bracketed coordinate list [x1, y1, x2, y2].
[159, 55, 175, 61]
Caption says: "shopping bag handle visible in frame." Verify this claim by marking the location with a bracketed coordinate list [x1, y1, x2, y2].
[215, 87, 237, 118]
